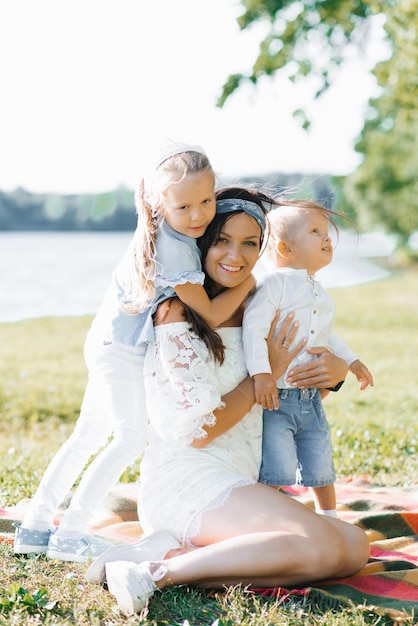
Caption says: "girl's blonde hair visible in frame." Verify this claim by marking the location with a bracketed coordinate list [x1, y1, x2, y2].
[122, 149, 215, 313]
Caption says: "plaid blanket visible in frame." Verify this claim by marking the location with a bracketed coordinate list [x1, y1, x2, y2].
[2, 477, 418, 619]
[255, 478, 418, 619]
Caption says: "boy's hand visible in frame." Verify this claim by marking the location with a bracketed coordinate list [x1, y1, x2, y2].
[349, 359, 374, 390]
[253, 373, 279, 411]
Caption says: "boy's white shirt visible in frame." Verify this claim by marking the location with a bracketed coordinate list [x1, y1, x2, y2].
[242, 267, 358, 388]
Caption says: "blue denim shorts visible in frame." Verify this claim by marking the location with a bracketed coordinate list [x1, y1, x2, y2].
[259, 388, 335, 487]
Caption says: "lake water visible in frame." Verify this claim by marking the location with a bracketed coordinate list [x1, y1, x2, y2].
[1, 232, 132, 323]
[0, 231, 395, 324]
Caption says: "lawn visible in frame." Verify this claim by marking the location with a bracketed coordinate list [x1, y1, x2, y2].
[0, 268, 417, 624]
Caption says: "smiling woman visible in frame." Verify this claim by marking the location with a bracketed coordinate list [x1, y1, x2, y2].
[203, 211, 261, 289]
[89, 186, 369, 616]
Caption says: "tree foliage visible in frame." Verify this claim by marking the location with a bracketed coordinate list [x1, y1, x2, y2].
[218, 0, 388, 110]
[0, 187, 137, 231]
[340, 0, 418, 239]
[222, 0, 418, 239]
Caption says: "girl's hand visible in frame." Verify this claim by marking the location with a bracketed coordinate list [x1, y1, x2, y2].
[267, 311, 306, 381]
[287, 346, 348, 389]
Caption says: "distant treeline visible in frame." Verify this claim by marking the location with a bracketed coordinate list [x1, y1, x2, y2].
[0, 174, 333, 231]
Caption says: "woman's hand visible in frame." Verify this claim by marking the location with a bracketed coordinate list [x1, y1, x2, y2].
[267, 311, 306, 380]
[286, 346, 348, 389]
[266, 312, 349, 390]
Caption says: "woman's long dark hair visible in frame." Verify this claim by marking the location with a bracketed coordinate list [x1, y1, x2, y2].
[181, 185, 276, 364]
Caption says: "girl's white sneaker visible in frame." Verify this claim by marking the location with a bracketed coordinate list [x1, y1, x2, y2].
[13, 524, 54, 555]
[46, 532, 112, 562]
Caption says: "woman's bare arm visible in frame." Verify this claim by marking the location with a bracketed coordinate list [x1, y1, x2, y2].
[192, 311, 306, 448]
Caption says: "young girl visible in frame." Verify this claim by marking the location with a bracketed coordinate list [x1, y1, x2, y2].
[14, 141, 255, 563]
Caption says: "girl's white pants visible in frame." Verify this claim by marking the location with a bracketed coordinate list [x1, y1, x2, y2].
[22, 331, 147, 534]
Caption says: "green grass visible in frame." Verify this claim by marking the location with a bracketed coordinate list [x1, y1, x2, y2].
[0, 269, 417, 624]
[326, 268, 418, 486]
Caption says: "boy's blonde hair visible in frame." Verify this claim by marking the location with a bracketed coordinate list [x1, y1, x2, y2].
[267, 199, 350, 253]
[123, 147, 215, 313]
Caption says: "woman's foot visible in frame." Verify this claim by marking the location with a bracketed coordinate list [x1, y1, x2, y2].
[86, 529, 179, 583]
[105, 561, 167, 614]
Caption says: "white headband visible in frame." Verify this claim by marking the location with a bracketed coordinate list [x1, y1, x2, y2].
[142, 141, 209, 199]
[153, 141, 208, 170]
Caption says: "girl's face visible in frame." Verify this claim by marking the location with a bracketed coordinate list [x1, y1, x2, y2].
[163, 171, 216, 239]
[204, 212, 261, 289]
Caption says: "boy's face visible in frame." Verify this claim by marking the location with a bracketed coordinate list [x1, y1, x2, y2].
[289, 210, 333, 274]
[163, 171, 216, 239]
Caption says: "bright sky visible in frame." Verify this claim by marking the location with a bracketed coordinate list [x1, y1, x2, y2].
[1, 0, 383, 194]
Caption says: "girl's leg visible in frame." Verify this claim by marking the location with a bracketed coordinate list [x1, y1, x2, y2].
[22, 380, 110, 531]
[58, 427, 145, 534]
[154, 483, 369, 588]
[58, 343, 147, 535]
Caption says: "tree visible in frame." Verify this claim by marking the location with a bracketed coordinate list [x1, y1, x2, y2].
[220, 0, 418, 239]
[340, 0, 418, 239]
[218, 0, 388, 126]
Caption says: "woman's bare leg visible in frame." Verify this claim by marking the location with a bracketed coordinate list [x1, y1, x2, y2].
[151, 484, 369, 590]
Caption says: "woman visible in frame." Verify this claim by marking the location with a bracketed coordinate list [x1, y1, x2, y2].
[98, 188, 369, 614]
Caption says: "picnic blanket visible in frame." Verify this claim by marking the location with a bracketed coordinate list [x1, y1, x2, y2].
[2, 476, 418, 619]
[256, 477, 418, 620]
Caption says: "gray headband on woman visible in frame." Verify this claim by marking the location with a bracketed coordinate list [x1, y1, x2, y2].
[216, 198, 267, 234]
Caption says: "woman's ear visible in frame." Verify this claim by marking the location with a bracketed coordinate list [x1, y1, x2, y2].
[277, 240, 292, 258]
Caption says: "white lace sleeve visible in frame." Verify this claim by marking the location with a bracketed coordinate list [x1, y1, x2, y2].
[144, 323, 225, 444]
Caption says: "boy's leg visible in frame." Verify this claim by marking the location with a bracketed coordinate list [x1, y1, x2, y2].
[294, 389, 336, 515]
[310, 484, 337, 515]
[258, 392, 298, 488]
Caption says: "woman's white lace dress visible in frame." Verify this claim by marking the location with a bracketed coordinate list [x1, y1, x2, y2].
[137, 322, 262, 545]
